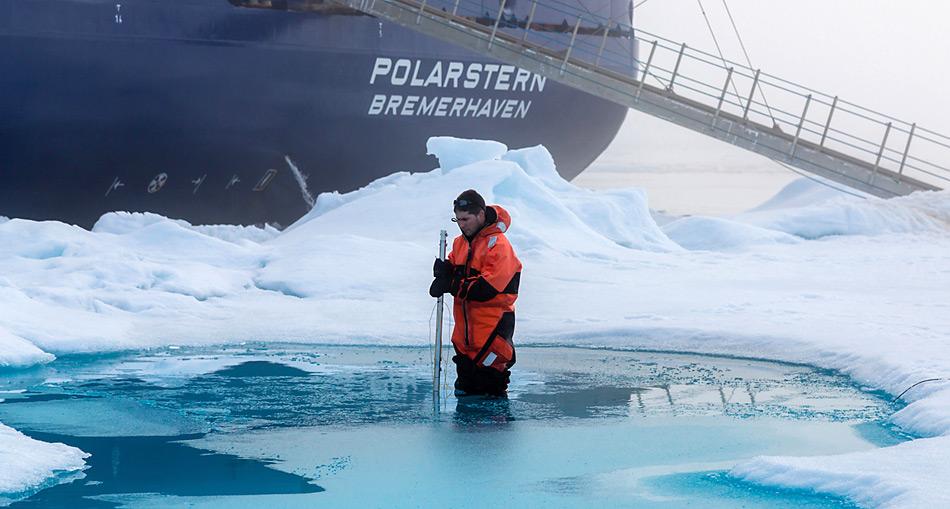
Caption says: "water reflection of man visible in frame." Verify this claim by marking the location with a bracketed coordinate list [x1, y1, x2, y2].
[430, 189, 522, 398]
[454, 397, 513, 427]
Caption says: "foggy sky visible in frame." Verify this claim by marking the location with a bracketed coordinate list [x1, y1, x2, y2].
[593, 0, 950, 170]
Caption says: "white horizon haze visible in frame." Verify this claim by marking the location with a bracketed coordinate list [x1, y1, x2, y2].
[580, 0, 950, 214]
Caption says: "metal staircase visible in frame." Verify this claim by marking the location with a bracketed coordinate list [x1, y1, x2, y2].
[332, 0, 949, 197]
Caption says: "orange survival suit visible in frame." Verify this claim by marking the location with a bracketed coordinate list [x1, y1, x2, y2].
[430, 205, 522, 396]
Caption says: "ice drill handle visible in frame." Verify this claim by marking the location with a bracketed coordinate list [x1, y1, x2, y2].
[433, 229, 447, 411]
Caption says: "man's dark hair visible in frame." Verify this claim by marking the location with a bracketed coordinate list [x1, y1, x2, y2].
[453, 189, 486, 214]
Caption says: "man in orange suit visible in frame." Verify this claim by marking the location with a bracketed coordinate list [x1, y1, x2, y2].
[430, 189, 522, 397]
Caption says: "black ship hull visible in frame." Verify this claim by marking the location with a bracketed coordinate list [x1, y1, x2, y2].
[0, 0, 633, 227]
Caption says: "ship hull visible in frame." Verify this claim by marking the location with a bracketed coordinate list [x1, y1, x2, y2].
[0, 0, 631, 227]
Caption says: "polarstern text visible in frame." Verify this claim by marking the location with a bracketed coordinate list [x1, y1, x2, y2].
[367, 57, 545, 119]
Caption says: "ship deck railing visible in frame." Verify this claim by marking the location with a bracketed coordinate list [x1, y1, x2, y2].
[333, 0, 950, 197]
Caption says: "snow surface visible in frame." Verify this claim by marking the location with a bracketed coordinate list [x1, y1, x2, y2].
[0, 138, 949, 507]
[0, 327, 54, 368]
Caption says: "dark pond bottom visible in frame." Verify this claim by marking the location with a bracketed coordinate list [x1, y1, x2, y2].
[0, 344, 910, 508]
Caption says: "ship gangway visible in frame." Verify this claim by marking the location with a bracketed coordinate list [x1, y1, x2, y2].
[332, 0, 949, 197]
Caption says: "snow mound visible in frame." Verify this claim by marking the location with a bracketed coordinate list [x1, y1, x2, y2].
[191, 223, 279, 244]
[663, 216, 801, 251]
[891, 386, 950, 438]
[288, 138, 677, 253]
[732, 435, 950, 509]
[0, 423, 88, 506]
[264, 139, 676, 301]
[0, 219, 86, 260]
[737, 188, 950, 239]
[746, 177, 865, 213]
[92, 211, 173, 234]
[426, 136, 507, 172]
[94, 212, 278, 245]
[502, 146, 567, 188]
[0, 328, 54, 368]
[0, 213, 266, 357]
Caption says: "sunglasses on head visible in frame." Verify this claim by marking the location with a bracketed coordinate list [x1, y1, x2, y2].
[453, 198, 484, 210]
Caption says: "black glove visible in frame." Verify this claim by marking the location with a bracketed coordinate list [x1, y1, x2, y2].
[430, 258, 453, 297]
[433, 257, 452, 278]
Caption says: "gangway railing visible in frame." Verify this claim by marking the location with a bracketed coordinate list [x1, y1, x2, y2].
[332, 0, 949, 197]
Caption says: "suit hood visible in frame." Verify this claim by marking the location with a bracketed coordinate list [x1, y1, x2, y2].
[480, 205, 512, 237]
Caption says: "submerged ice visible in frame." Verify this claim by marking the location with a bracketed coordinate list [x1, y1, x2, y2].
[0, 137, 949, 507]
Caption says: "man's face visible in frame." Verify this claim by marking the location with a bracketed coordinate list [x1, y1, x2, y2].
[454, 209, 486, 237]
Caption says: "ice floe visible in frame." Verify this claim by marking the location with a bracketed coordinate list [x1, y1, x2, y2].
[0, 423, 88, 506]
[1, 138, 949, 507]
